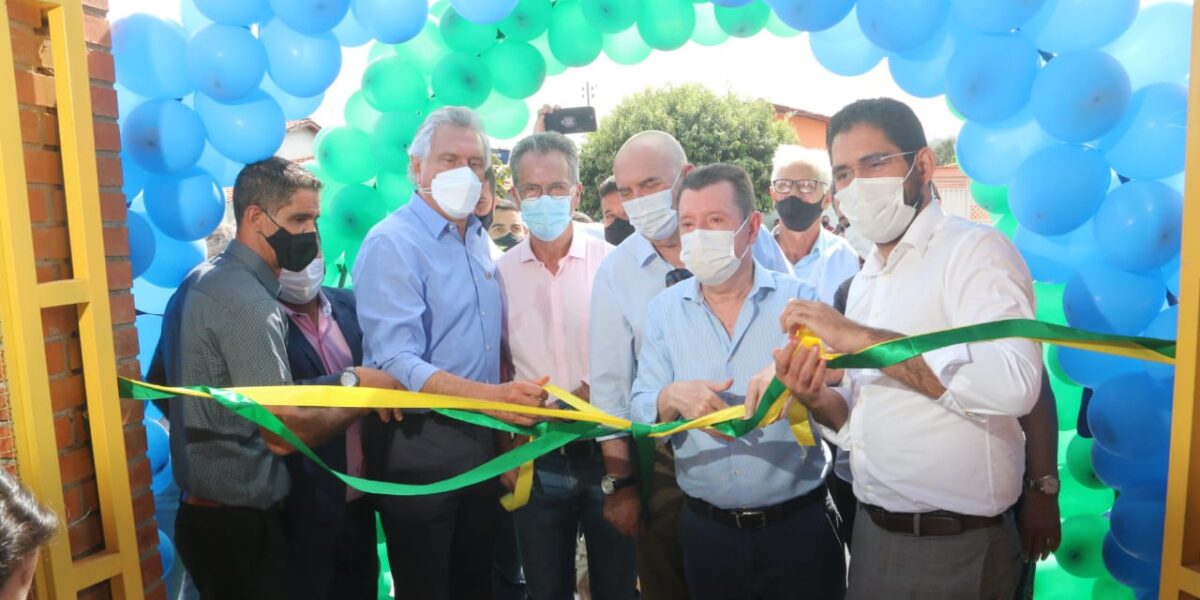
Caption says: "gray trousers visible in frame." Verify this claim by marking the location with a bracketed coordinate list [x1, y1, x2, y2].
[847, 505, 1022, 600]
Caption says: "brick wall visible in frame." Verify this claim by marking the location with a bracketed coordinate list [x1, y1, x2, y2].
[2, 1, 163, 598]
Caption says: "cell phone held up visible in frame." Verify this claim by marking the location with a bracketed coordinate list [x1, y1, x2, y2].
[543, 106, 598, 134]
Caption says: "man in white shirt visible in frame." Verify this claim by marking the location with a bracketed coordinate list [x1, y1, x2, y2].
[769, 98, 1043, 599]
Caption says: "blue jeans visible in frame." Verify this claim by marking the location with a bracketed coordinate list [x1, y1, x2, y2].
[513, 450, 638, 600]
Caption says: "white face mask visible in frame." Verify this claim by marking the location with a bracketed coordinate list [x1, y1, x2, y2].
[623, 174, 681, 241]
[842, 223, 876, 259]
[425, 166, 482, 220]
[836, 160, 918, 244]
[680, 217, 751, 287]
[279, 257, 324, 304]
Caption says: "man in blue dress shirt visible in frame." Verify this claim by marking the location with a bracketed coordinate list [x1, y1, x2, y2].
[629, 164, 844, 598]
[353, 107, 548, 600]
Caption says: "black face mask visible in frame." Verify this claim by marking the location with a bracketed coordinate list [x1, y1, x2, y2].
[479, 211, 494, 231]
[263, 212, 319, 272]
[775, 196, 823, 232]
[605, 217, 635, 246]
[494, 233, 522, 251]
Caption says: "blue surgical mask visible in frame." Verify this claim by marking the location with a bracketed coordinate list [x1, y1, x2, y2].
[521, 195, 573, 242]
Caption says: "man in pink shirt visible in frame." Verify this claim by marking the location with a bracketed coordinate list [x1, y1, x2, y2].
[496, 132, 637, 599]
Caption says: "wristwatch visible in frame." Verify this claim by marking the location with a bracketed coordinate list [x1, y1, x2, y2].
[339, 367, 360, 388]
[1026, 474, 1060, 496]
[600, 474, 636, 496]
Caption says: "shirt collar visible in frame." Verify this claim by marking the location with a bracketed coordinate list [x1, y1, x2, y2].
[862, 201, 944, 274]
[278, 289, 331, 319]
[409, 193, 483, 241]
[632, 233, 664, 269]
[225, 239, 281, 298]
[680, 260, 777, 304]
[514, 224, 588, 264]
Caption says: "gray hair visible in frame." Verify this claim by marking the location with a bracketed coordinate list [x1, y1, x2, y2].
[771, 144, 832, 184]
[407, 106, 491, 182]
[508, 132, 580, 188]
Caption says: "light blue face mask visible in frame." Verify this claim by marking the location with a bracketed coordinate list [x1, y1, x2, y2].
[521, 195, 573, 242]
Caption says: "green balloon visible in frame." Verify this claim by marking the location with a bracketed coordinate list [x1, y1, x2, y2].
[367, 42, 395, 64]
[316, 127, 379, 184]
[715, 1, 770, 38]
[1066, 435, 1108, 490]
[499, 0, 553, 42]
[419, 96, 446, 118]
[430, 0, 451, 18]
[370, 111, 424, 170]
[440, 8, 498, 55]
[1059, 466, 1114, 517]
[362, 57, 428, 113]
[549, 0, 603, 67]
[376, 169, 414, 212]
[692, 2, 730, 46]
[1092, 575, 1136, 600]
[1035, 281, 1067, 325]
[1052, 374, 1083, 432]
[431, 53, 493, 108]
[638, 0, 696, 51]
[765, 9, 802, 37]
[530, 34, 567, 76]
[478, 92, 530, 140]
[393, 22, 450, 74]
[603, 26, 653, 65]
[581, 0, 638, 33]
[970, 181, 1010, 214]
[1033, 557, 1097, 600]
[344, 91, 383, 133]
[483, 41, 546, 99]
[329, 184, 388, 242]
[992, 212, 1018, 239]
[1054, 514, 1110, 578]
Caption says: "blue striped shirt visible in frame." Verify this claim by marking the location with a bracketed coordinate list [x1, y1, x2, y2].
[629, 262, 830, 509]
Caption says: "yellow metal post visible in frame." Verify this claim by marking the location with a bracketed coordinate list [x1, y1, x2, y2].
[1160, 4, 1200, 599]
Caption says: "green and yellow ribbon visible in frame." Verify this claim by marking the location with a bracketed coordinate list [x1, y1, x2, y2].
[119, 318, 1174, 511]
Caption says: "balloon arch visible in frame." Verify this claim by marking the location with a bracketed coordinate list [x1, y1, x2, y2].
[111, 0, 1189, 596]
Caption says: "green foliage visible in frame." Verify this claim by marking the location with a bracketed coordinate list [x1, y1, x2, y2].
[577, 83, 796, 217]
[931, 135, 957, 166]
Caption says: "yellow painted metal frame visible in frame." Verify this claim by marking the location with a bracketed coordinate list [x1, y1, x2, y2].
[0, 1, 144, 597]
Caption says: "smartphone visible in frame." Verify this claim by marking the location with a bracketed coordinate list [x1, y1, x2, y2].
[544, 106, 598, 134]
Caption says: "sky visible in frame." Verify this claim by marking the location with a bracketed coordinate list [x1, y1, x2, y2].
[109, 1, 1188, 148]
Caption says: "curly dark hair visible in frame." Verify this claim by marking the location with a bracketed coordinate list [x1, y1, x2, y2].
[0, 468, 58, 585]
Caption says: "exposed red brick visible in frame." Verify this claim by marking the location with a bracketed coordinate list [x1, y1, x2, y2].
[87, 48, 115, 83]
[44, 339, 68, 376]
[90, 84, 117, 119]
[93, 120, 120, 153]
[109, 293, 135, 326]
[49, 374, 85, 412]
[42, 305, 77, 338]
[53, 413, 74, 447]
[7, 3, 44, 29]
[100, 192, 126, 221]
[96, 152, 122, 187]
[58, 446, 94, 486]
[106, 258, 133, 291]
[13, 70, 56, 107]
[83, 14, 110, 48]
[24, 148, 64, 185]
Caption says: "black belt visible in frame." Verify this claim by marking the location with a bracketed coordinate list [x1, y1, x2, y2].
[862, 503, 1005, 536]
[685, 485, 825, 530]
[555, 440, 599, 458]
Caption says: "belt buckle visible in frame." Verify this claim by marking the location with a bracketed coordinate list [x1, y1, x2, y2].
[734, 510, 767, 529]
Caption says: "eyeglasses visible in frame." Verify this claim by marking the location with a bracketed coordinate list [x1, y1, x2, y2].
[665, 268, 693, 288]
[771, 178, 827, 195]
[831, 151, 918, 189]
[516, 182, 575, 200]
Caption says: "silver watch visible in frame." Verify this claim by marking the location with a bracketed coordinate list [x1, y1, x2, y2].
[339, 367, 360, 387]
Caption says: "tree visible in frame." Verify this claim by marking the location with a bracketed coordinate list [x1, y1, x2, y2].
[577, 84, 796, 217]
[931, 136, 957, 166]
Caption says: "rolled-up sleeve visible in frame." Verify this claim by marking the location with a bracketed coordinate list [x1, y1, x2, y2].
[629, 301, 672, 425]
[589, 266, 637, 434]
[353, 233, 439, 392]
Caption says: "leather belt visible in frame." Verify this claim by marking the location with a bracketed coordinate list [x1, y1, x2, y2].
[685, 486, 824, 530]
[862, 503, 1004, 536]
[180, 494, 223, 508]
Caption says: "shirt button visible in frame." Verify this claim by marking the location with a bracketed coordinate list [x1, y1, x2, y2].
[735, 470, 742, 476]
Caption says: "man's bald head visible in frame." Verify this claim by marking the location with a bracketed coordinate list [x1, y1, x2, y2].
[617, 130, 688, 172]
[612, 130, 693, 205]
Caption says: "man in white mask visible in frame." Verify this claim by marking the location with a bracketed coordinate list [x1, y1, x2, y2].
[353, 106, 549, 599]
[589, 131, 793, 599]
[761, 98, 1045, 599]
[629, 163, 843, 597]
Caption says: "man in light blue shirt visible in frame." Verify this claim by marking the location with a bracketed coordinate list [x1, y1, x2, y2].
[629, 164, 843, 598]
[589, 131, 792, 600]
[353, 107, 547, 600]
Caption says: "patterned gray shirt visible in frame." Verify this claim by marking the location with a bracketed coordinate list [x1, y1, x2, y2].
[159, 240, 291, 509]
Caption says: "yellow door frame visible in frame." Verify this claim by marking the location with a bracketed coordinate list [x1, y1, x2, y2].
[0, 1, 144, 597]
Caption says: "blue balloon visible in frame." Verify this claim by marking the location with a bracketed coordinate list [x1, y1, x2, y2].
[114, 83, 147, 127]
[1102, 533, 1161, 590]
[887, 32, 954, 98]
[1023, 0, 1138, 53]
[260, 75, 324, 121]
[144, 416, 170, 474]
[955, 115, 1049, 185]
[158, 529, 176, 576]
[857, 0, 948, 53]
[126, 210, 157, 279]
[949, 0, 1047, 34]
[1162, 254, 1181, 299]
[1013, 223, 1105, 284]
[1092, 443, 1169, 494]
[121, 100, 206, 175]
[1063, 262, 1165, 335]
[151, 461, 174, 496]
[1009, 144, 1110, 235]
[945, 33, 1040, 124]
[194, 91, 286, 165]
[1058, 344, 1143, 388]
[181, 0, 214, 34]
[1111, 485, 1167, 562]
[809, 7, 885, 76]
[195, 0, 270, 26]
[131, 276, 177, 316]
[1030, 50, 1131, 143]
[141, 221, 207, 288]
[260, 20, 342, 98]
[135, 313, 161, 379]
[122, 153, 149, 200]
[451, 0, 520, 24]
[1087, 373, 1172, 458]
[1141, 306, 1177, 385]
[185, 24, 267, 102]
[144, 402, 165, 423]
[1099, 83, 1187, 180]
[332, 8, 372, 47]
[268, 0, 349, 35]
[1106, 3, 1192, 91]
[352, 0, 428, 44]
[144, 168, 225, 242]
[1093, 181, 1182, 272]
[112, 15, 193, 100]
[766, 0, 854, 32]
[196, 141, 244, 188]
[711, 0, 753, 6]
